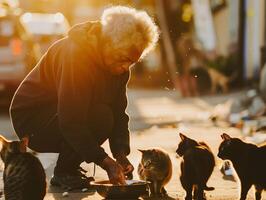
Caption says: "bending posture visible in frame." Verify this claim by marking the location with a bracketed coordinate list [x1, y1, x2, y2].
[9, 6, 158, 189]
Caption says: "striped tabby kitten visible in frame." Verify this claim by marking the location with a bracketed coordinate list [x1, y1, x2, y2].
[137, 148, 172, 197]
[0, 135, 46, 200]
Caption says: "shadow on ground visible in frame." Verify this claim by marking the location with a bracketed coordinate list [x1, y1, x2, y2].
[142, 195, 177, 200]
[48, 186, 96, 200]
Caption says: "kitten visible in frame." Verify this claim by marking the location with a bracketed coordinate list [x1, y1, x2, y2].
[137, 148, 172, 197]
[218, 133, 266, 200]
[176, 133, 215, 200]
[0, 135, 46, 200]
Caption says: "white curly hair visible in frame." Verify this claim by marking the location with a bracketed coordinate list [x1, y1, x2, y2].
[101, 6, 159, 59]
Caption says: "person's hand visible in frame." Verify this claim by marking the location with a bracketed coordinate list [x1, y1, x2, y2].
[115, 153, 134, 180]
[100, 156, 126, 185]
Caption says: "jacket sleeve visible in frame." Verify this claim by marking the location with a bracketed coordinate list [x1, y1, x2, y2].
[109, 72, 130, 158]
[56, 45, 108, 165]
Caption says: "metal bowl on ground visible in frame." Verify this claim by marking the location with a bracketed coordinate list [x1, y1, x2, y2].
[91, 180, 149, 199]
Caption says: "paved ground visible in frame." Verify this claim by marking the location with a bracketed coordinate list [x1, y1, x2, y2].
[0, 89, 265, 199]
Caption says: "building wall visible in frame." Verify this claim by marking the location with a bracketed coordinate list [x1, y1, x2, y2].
[211, 0, 266, 80]
[244, 0, 265, 79]
[213, 6, 230, 55]
[212, 0, 239, 56]
[259, 0, 265, 48]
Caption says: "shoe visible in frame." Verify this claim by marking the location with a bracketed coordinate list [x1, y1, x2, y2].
[50, 168, 95, 190]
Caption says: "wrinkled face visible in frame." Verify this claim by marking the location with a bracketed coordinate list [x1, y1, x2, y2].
[101, 40, 142, 75]
[218, 139, 241, 160]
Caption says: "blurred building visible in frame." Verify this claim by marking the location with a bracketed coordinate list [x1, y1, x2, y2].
[242, 0, 265, 81]
[178, 0, 266, 84]
[214, 0, 265, 82]
[19, 0, 76, 23]
[16, 0, 266, 88]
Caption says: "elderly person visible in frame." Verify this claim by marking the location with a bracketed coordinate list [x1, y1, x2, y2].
[9, 6, 158, 189]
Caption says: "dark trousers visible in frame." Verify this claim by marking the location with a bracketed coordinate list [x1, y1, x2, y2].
[11, 104, 114, 174]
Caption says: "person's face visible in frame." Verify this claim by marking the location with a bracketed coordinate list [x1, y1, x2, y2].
[101, 41, 143, 75]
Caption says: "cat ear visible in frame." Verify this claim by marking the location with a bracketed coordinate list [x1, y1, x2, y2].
[221, 133, 231, 141]
[138, 149, 146, 154]
[179, 133, 187, 141]
[20, 136, 29, 152]
[0, 135, 9, 147]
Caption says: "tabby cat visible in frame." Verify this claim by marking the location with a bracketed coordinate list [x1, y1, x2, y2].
[0, 135, 46, 200]
[176, 133, 215, 200]
[137, 148, 172, 197]
[218, 133, 266, 200]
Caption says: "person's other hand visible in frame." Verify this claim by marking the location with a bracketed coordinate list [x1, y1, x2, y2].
[100, 156, 126, 185]
[115, 153, 134, 180]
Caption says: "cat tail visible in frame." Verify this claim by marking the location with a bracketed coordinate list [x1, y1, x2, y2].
[204, 186, 215, 191]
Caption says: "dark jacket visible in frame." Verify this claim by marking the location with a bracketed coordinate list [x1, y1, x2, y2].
[9, 21, 130, 164]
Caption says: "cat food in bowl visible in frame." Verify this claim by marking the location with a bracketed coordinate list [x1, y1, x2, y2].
[91, 180, 149, 199]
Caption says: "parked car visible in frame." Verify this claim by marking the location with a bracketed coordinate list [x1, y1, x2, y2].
[0, 5, 40, 93]
[20, 12, 70, 55]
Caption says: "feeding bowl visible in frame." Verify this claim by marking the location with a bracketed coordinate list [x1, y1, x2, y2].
[91, 180, 149, 199]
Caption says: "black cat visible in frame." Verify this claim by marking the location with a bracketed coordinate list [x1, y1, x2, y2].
[0, 135, 46, 200]
[176, 133, 215, 200]
[218, 133, 266, 200]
